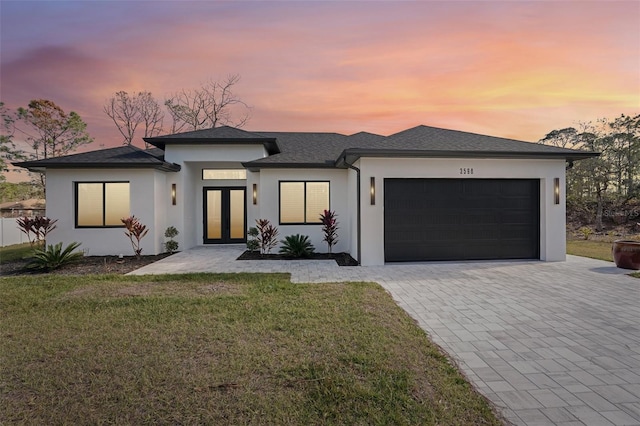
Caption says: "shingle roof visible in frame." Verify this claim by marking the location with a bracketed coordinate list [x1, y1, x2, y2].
[144, 126, 279, 153]
[14, 145, 181, 172]
[242, 132, 352, 167]
[335, 125, 598, 166]
[384, 125, 585, 153]
[14, 125, 598, 172]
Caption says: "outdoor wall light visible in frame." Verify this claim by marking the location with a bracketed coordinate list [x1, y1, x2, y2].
[171, 183, 177, 205]
[252, 183, 257, 205]
[554, 178, 560, 205]
[370, 177, 375, 205]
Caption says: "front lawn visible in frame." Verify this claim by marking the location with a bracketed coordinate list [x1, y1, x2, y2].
[566, 239, 614, 262]
[0, 273, 501, 425]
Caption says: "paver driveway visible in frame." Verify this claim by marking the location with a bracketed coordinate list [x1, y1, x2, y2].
[131, 248, 640, 426]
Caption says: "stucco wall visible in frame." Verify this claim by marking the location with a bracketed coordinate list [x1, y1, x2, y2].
[45, 168, 167, 256]
[358, 157, 567, 266]
[165, 144, 266, 164]
[163, 145, 266, 249]
[256, 168, 350, 254]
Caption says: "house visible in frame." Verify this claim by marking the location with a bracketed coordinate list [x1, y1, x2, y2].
[15, 125, 596, 266]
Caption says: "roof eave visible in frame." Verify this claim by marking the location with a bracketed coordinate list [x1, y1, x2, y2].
[144, 137, 280, 154]
[241, 161, 338, 172]
[337, 149, 600, 165]
[13, 162, 181, 173]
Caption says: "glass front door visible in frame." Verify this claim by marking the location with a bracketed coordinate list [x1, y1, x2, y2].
[203, 187, 246, 244]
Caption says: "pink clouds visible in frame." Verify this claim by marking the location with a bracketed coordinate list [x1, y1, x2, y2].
[0, 0, 638, 155]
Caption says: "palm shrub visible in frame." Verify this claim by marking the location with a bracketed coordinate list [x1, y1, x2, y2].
[319, 209, 339, 253]
[122, 216, 149, 258]
[279, 234, 315, 258]
[164, 226, 179, 254]
[26, 241, 83, 271]
[256, 219, 279, 254]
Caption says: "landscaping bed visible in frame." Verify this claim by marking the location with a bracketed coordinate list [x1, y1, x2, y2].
[0, 251, 172, 276]
[237, 250, 359, 266]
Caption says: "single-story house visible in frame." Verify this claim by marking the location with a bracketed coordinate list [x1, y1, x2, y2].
[15, 125, 596, 266]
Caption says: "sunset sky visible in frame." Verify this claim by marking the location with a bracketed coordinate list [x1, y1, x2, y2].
[1, 0, 639, 161]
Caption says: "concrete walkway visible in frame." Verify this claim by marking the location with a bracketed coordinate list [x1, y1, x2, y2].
[130, 247, 640, 426]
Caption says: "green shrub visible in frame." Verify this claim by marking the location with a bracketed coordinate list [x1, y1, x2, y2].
[26, 242, 83, 271]
[247, 227, 259, 252]
[164, 226, 179, 254]
[279, 234, 315, 258]
[165, 240, 179, 253]
[579, 226, 593, 240]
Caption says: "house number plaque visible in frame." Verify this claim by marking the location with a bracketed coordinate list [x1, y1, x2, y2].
[459, 167, 474, 175]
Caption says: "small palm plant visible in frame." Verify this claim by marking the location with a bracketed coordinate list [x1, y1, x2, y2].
[279, 234, 315, 258]
[26, 241, 83, 271]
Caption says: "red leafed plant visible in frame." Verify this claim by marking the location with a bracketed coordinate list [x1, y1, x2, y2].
[255, 218, 279, 255]
[16, 216, 58, 247]
[319, 210, 339, 253]
[121, 215, 149, 259]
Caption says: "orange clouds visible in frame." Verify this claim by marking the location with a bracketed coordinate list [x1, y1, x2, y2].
[0, 0, 638, 151]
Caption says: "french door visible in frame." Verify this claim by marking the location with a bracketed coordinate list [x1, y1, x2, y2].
[203, 187, 246, 244]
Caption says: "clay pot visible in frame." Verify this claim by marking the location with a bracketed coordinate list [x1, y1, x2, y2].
[612, 240, 640, 270]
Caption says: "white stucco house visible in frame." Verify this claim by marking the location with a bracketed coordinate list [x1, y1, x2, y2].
[16, 125, 596, 266]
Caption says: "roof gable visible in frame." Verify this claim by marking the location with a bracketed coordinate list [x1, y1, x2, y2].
[144, 125, 280, 153]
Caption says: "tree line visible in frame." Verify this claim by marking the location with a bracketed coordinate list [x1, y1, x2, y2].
[1, 71, 638, 230]
[538, 114, 640, 231]
[0, 74, 250, 189]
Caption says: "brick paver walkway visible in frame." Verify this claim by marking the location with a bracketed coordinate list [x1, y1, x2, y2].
[130, 248, 640, 426]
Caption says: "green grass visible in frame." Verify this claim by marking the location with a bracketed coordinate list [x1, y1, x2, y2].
[0, 242, 33, 263]
[567, 239, 614, 262]
[0, 273, 501, 425]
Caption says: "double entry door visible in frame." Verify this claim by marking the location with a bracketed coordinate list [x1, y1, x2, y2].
[203, 187, 246, 244]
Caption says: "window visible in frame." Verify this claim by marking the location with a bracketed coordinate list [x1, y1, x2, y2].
[279, 181, 329, 224]
[202, 169, 247, 180]
[76, 182, 130, 227]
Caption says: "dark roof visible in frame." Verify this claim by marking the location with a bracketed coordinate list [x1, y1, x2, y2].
[14, 125, 598, 172]
[144, 126, 280, 154]
[14, 145, 181, 172]
[241, 132, 351, 168]
[336, 125, 598, 166]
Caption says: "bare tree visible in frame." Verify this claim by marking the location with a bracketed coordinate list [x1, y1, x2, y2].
[138, 92, 164, 139]
[165, 74, 251, 133]
[104, 91, 164, 146]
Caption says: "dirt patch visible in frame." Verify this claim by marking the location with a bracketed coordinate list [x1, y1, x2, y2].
[237, 250, 358, 266]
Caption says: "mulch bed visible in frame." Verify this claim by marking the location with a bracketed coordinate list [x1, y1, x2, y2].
[0, 253, 173, 277]
[237, 250, 358, 266]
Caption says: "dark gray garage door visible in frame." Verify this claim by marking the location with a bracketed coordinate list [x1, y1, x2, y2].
[384, 179, 540, 262]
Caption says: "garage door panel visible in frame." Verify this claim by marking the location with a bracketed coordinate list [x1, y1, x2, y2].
[384, 178, 540, 262]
